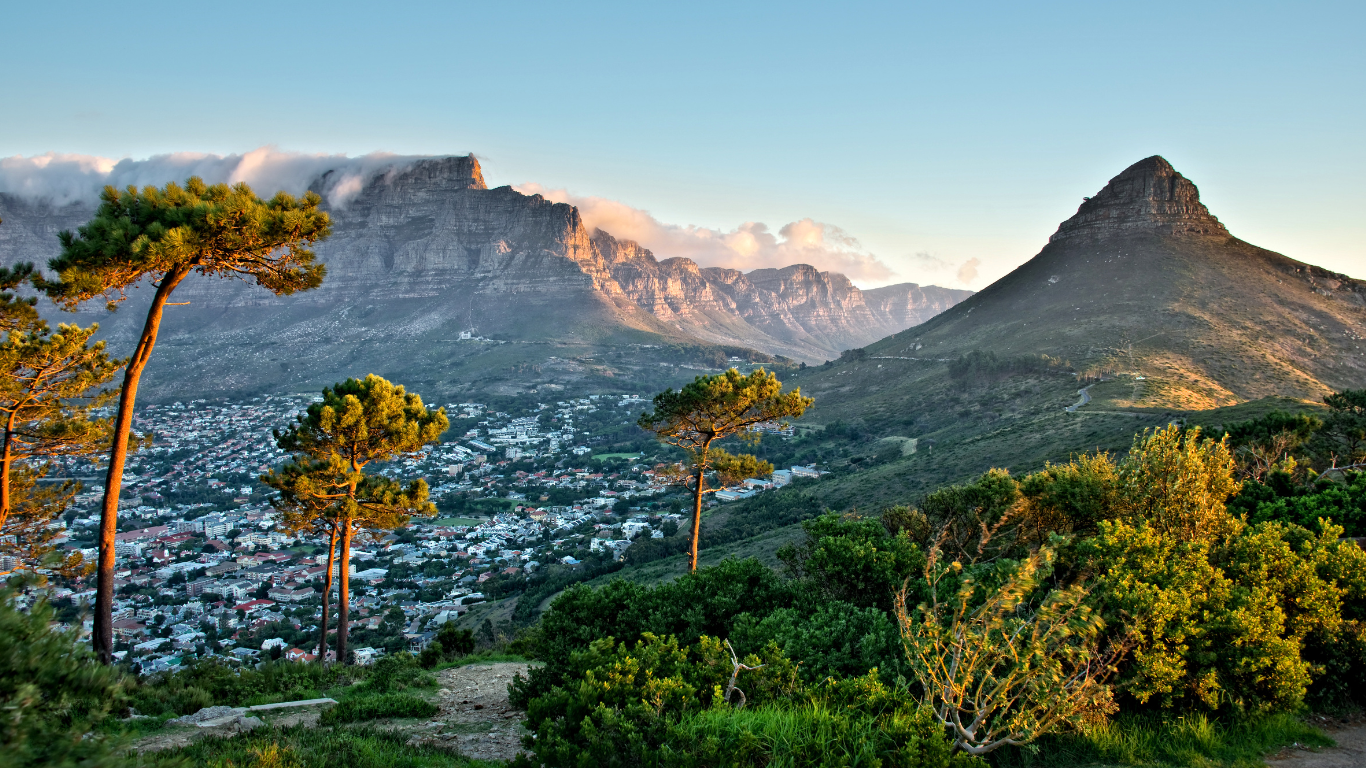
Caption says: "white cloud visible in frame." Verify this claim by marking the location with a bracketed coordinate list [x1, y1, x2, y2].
[516, 183, 895, 283]
[0, 147, 434, 208]
[956, 257, 981, 286]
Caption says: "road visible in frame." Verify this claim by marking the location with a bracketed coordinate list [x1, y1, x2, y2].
[1065, 384, 1094, 412]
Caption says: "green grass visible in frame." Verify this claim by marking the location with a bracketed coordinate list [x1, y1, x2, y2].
[134, 723, 497, 767]
[592, 452, 641, 460]
[433, 652, 528, 671]
[432, 517, 485, 527]
[990, 712, 1333, 768]
[319, 693, 438, 725]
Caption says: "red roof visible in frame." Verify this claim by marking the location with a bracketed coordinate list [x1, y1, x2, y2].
[233, 599, 276, 612]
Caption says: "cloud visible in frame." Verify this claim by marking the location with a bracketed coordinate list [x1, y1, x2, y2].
[0, 147, 435, 208]
[516, 183, 895, 283]
[956, 257, 981, 286]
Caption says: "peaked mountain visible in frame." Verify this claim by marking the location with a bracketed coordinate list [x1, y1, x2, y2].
[0, 155, 968, 399]
[863, 156, 1365, 408]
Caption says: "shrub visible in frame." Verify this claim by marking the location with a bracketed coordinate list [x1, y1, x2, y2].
[319, 693, 438, 725]
[897, 545, 1118, 755]
[777, 511, 924, 611]
[1081, 517, 1366, 713]
[132, 657, 346, 714]
[731, 601, 907, 683]
[356, 652, 435, 694]
[511, 558, 798, 707]
[516, 633, 800, 768]
[0, 584, 130, 768]
[419, 624, 476, 669]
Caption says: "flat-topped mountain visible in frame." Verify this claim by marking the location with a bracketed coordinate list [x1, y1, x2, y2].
[862, 156, 1365, 407]
[0, 155, 968, 398]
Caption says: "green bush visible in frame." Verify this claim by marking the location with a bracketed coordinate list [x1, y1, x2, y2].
[356, 652, 435, 694]
[511, 558, 798, 707]
[419, 624, 477, 669]
[0, 584, 130, 768]
[1081, 516, 1366, 713]
[516, 633, 801, 768]
[132, 657, 346, 715]
[319, 693, 438, 725]
[1231, 470, 1366, 536]
[731, 601, 906, 683]
[776, 511, 924, 611]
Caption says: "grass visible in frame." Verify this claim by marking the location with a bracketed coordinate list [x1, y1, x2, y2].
[592, 452, 641, 460]
[989, 712, 1334, 768]
[432, 517, 485, 527]
[433, 651, 528, 671]
[134, 723, 497, 767]
[319, 693, 438, 725]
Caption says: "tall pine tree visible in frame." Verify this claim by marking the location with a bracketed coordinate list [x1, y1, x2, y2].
[263, 375, 447, 664]
[42, 178, 330, 662]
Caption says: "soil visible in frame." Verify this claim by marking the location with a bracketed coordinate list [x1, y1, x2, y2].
[1264, 715, 1366, 768]
[410, 661, 535, 762]
[131, 661, 537, 764]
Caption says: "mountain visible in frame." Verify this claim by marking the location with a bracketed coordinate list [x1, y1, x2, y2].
[771, 156, 1366, 507]
[0, 156, 968, 399]
[856, 156, 1366, 408]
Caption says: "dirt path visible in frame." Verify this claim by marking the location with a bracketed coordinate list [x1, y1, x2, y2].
[1265, 719, 1366, 768]
[131, 662, 538, 763]
[409, 661, 536, 763]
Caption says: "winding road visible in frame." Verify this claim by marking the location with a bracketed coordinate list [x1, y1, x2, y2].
[1065, 384, 1095, 412]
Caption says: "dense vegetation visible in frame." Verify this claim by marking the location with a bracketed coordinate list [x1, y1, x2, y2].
[4, 388, 1365, 767]
[503, 414, 1366, 765]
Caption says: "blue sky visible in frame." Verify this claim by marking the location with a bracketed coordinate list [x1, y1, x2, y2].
[2, 1, 1361, 287]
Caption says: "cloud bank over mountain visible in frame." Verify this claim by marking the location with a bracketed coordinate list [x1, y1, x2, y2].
[0, 148, 435, 208]
[0, 147, 931, 286]
[515, 183, 895, 284]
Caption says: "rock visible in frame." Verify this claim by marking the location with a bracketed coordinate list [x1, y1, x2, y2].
[169, 705, 240, 726]
[1049, 155, 1228, 242]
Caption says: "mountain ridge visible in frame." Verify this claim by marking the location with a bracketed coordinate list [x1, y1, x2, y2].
[0, 155, 969, 398]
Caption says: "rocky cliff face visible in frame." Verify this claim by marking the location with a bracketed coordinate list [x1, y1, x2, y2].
[590, 229, 972, 359]
[0, 154, 969, 396]
[1049, 156, 1228, 242]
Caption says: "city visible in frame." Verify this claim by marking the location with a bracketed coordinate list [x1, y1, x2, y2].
[31, 391, 822, 673]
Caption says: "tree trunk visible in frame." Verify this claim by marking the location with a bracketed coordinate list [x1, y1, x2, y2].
[92, 268, 188, 664]
[0, 417, 15, 535]
[316, 526, 337, 664]
[689, 465, 705, 572]
[335, 523, 352, 665]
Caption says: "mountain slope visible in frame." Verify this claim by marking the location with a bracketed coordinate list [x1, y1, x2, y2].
[862, 156, 1365, 408]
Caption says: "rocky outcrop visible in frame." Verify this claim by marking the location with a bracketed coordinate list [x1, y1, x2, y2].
[1049, 156, 1228, 242]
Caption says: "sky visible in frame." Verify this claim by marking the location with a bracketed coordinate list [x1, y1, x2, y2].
[2, 1, 1362, 289]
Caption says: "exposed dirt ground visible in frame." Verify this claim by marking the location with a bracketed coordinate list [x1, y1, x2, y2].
[410, 661, 534, 762]
[132, 662, 535, 763]
[1264, 716, 1366, 768]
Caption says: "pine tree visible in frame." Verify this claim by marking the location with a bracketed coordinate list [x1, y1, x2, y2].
[638, 368, 812, 571]
[262, 375, 447, 664]
[0, 322, 120, 577]
[41, 177, 330, 662]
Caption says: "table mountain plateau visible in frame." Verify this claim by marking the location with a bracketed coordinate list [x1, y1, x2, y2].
[0, 156, 967, 399]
